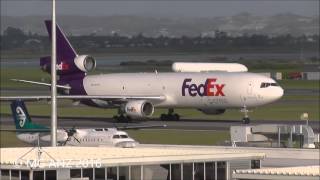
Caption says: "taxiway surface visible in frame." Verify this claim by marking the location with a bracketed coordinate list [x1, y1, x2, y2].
[1, 115, 319, 132]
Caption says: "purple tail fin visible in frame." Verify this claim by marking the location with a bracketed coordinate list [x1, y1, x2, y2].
[40, 20, 85, 78]
[44, 20, 77, 63]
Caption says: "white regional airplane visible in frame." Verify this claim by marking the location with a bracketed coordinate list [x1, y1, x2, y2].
[1, 100, 150, 147]
[1, 21, 284, 124]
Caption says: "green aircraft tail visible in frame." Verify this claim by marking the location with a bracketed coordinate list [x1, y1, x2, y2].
[11, 100, 48, 130]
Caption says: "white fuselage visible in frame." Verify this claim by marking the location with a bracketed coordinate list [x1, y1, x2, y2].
[83, 72, 284, 109]
[16, 128, 137, 148]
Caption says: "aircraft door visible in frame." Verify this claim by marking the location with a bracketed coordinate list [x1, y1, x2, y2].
[243, 81, 258, 105]
[247, 81, 253, 95]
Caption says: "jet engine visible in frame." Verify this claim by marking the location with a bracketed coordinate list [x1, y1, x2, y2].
[40, 55, 96, 74]
[198, 109, 226, 115]
[74, 55, 96, 72]
[125, 100, 154, 118]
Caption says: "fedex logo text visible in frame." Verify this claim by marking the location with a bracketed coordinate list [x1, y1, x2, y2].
[56, 61, 70, 71]
[126, 107, 137, 113]
[182, 78, 225, 97]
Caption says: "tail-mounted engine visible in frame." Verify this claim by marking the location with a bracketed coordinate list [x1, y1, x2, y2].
[74, 55, 96, 72]
[40, 55, 96, 75]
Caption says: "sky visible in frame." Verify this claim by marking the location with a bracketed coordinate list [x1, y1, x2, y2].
[1, 0, 319, 17]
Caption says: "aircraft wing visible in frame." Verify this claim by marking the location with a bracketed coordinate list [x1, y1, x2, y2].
[0, 95, 166, 101]
[3, 79, 166, 102]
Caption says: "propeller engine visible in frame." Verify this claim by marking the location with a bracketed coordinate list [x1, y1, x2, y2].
[62, 126, 80, 145]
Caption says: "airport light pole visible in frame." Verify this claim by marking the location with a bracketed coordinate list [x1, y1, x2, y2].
[51, 0, 57, 147]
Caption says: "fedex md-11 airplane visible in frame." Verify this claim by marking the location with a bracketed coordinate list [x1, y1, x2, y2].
[2, 21, 284, 124]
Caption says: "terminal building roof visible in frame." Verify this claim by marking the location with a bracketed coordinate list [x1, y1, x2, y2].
[0, 146, 265, 169]
[233, 166, 320, 180]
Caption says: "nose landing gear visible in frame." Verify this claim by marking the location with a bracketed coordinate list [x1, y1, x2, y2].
[241, 105, 250, 124]
[160, 108, 180, 121]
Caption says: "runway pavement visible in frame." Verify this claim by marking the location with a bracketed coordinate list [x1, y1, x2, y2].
[1, 115, 319, 132]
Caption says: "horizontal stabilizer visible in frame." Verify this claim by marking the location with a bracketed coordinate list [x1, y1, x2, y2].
[11, 79, 71, 89]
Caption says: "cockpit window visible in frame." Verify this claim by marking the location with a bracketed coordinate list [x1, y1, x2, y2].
[113, 135, 120, 139]
[260, 83, 267, 88]
[95, 128, 103, 131]
[120, 135, 128, 138]
[260, 82, 279, 88]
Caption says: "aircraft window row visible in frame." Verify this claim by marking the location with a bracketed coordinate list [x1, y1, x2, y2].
[113, 135, 129, 139]
[28, 135, 37, 140]
[260, 82, 279, 88]
[76, 138, 103, 142]
[120, 135, 128, 138]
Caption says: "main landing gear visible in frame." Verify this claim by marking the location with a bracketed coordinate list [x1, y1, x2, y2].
[113, 108, 132, 122]
[160, 108, 180, 121]
[241, 105, 250, 124]
[113, 114, 132, 123]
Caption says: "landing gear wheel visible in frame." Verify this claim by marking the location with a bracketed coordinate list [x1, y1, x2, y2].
[241, 105, 251, 124]
[160, 113, 180, 121]
[126, 116, 132, 122]
[242, 117, 250, 124]
[160, 109, 181, 121]
[114, 115, 132, 123]
[173, 114, 180, 121]
[119, 115, 126, 122]
[160, 114, 168, 121]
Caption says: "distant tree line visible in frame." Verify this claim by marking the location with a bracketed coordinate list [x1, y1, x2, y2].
[1, 26, 318, 53]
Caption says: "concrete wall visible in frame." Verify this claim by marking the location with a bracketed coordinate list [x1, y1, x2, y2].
[259, 71, 320, 80]
[258, 72, 282, 80]
[303, 72, 320, 80]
